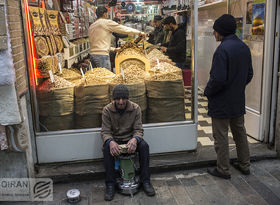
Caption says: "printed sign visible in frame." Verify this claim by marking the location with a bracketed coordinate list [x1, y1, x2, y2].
[252, 2, 265, 35]
[0, 178, 53, 201]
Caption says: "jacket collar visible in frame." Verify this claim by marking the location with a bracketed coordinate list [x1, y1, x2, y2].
[222, 34, 238, 42]
[108, 100, 134, 113]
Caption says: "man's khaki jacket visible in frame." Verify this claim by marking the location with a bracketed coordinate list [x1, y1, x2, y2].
[101, 100, 144, 143]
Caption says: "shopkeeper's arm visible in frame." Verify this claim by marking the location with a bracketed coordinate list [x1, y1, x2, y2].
[105, 20, 145, 37]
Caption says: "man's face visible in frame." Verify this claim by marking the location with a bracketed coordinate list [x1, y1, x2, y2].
[164, 24, 173, 31]
[154, 20, 161, 28]
[213, 30, 223, 41]
[115, 98, 128, 110]
[103, 12, 108, 19]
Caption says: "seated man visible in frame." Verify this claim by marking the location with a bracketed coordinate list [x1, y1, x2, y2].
[101, 84, 155, 201]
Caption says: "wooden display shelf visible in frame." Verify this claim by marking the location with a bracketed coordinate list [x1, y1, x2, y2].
[64, 49, 90, 68]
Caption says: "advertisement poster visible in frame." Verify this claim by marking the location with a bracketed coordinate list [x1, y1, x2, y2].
[235, 17, 243, 40]
[252, 1, 265, 35]
[246, 1, 253, 24]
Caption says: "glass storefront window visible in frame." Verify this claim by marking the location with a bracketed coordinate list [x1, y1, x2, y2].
[25, 0, 194, 132]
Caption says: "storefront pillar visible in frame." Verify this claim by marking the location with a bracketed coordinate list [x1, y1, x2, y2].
[0, 0, 35, 178]
[276, 71, 280, 158]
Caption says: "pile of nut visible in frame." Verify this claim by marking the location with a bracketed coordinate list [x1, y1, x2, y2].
[121, 59, 145, 70]
[38, 75, 74, 90]
[110, 65, 150, 84]
[85, 67, 115, 85]
[117, 42, 145, 57]
[147, 48, 173, 66]
[149, 62, 183, 81]
[57, 68, 81, 80]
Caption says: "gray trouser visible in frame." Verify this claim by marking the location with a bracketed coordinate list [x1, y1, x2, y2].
[212, 115, 250, 175]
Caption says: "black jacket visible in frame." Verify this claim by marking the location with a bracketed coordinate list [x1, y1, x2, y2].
[162, 25, 186, 63]
[204, 34, 253, 118]
[112, 33, 128, 47]
[148, 26, 165, 45]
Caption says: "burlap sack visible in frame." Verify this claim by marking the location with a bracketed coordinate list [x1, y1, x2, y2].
[37, 87, 75, 131]
[75, 84, 110, 128]
[146, 79, 185, 123]
[37, 87, 74, 116]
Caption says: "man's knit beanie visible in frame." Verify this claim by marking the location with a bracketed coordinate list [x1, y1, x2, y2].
[213, 14, 236, 36]
[112, 84, 129, 100]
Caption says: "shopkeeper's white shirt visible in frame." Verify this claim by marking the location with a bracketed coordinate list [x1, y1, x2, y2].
[88, 18, 141, 56]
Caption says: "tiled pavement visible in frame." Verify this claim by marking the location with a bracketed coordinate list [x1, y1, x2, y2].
[184, 87, 259, 147]
[6, 159, 280, 205]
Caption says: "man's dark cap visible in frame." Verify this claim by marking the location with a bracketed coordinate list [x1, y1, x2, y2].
[213, 14, 236, 36]
[154, 15, 163, 21]
[112, 84, 129, 100]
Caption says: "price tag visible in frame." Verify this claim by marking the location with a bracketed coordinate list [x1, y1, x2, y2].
[80, 68, 85, 80]
[49, 70, 54, 83]
[65, 24, 69, 34]
[156, 59, 160, 66]
[144, 49, 148, 57]
[120, 67, 125, 81]
[89, 61, 93, 71]
[58, 62, 62, 73]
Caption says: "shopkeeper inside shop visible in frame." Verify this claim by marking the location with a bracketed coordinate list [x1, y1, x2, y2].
[88, 6, 146, 71]
[160, 16, 186, 69]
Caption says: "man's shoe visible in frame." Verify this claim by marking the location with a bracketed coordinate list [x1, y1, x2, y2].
[143, 182, 155, 196]
[231, 162, 250, 175]
[207, 168, 231, 179]
[104, 185, 115, 201]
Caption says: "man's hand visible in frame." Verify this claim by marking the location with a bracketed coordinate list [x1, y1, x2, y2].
[160, 46, 167, 52]
[114, 47, 121, 52]
[109, 141, 121, 156]
[127, 138, 137, 154]
[139, 32, 147, 38]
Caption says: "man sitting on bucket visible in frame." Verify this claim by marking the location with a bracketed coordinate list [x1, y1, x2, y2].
[101, 84, 155, 201]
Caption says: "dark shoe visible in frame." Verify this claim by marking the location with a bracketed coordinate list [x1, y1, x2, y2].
[207, 168, 231, 179]
[104, 185, 115, 201]
[143, 182, 155, 196]
[231, 162, 250, 175]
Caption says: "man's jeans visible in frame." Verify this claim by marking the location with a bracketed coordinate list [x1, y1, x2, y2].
[103, 139, 151, 186]
[90, 54, 111, 70]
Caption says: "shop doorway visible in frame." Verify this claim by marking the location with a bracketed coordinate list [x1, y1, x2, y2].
[197, 0, 278, 142]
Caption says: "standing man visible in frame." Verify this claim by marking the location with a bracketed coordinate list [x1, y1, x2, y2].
[160, 16, 186, 69]
[88, 6, 145, 70]
[110, 18, 129, 71]
[148, 15, 165, 45]
[101, 84, 155, 201]
[204, 14, 253, 179]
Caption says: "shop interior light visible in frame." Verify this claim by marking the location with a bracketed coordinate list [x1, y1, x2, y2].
[24, 0, 38, 86]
